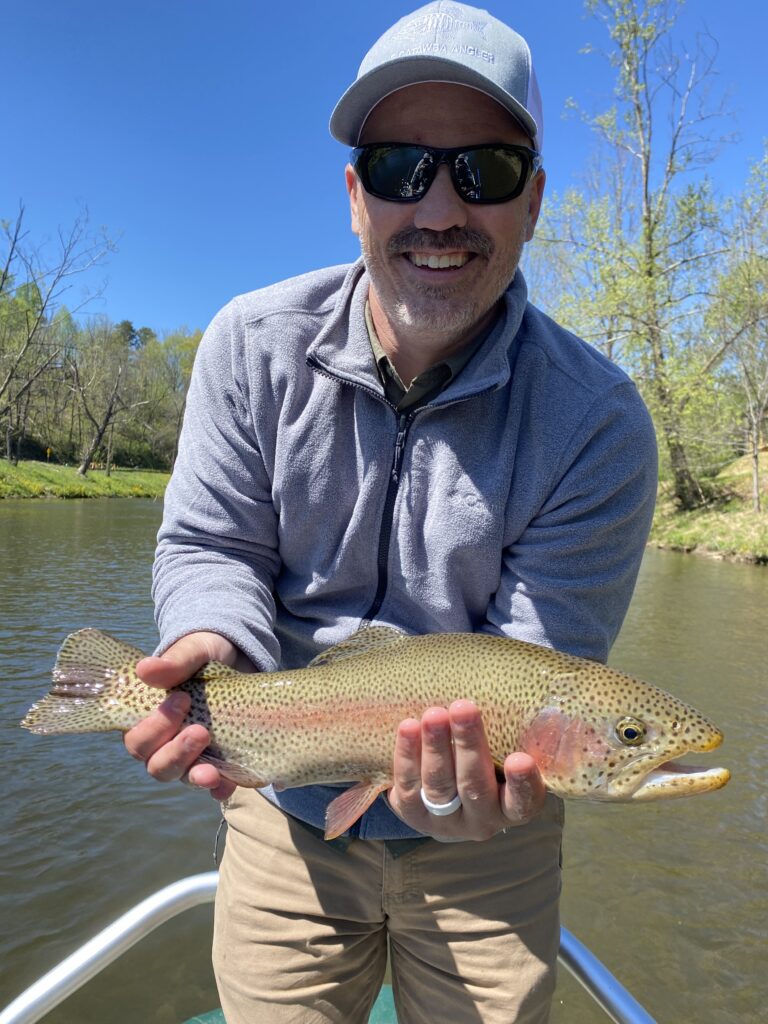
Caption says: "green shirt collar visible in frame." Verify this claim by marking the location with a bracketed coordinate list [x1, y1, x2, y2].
[364, 301, 498, 413]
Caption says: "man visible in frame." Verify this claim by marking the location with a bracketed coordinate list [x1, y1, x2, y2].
[126, 4, 657, 1022]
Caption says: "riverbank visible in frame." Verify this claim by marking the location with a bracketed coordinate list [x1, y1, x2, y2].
[0, 460, 169, 499]
[3, 457, 767, 564]
[650, 455, 768, 564]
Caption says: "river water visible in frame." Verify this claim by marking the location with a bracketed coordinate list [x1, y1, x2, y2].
[1, 499, 764, 1023]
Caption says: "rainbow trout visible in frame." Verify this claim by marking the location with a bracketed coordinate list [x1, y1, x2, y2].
[21, 627, 729, 839]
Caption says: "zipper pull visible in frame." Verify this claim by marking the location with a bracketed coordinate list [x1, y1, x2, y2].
[392, 415, 408, 483]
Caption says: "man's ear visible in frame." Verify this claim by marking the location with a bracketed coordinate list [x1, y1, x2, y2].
[345, 165, 362, 237]
[525, 168, 546, 242]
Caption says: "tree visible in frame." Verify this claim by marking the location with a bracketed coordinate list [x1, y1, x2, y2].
[112, 327, 199, 469]
[67, 318, 148, 476]
[533, 0, 733, 508]
[0, 205, 112, 461]
[707, 152, 768, 511]
[157, 328, 200, 464]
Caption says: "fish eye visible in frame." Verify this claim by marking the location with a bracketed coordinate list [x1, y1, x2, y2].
[616, 717, 647, 746]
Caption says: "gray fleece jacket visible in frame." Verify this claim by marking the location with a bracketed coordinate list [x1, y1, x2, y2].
[153, 258, 657, 839]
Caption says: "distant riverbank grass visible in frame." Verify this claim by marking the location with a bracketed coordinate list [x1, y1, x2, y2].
[0, 460, 169, 499]
[3, 456, 767, 564]
[650, 454, 768, 564]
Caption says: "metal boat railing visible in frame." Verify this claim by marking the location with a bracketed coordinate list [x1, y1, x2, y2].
[1, 872, 657, 1024]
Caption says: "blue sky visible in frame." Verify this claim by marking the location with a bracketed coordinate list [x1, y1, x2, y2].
[4, 0, 765, 334]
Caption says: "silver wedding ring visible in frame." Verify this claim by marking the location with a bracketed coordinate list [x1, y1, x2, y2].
[420, 787, 462, 816]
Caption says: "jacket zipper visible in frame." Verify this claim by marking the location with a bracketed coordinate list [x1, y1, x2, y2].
[306, 355, 408, 624]
[363, 412, 410, 623]
[306, 354, 498, 625]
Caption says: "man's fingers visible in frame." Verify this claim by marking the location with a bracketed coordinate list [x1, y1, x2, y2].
[419, 707, 458, 805]
[123, 631, 254, 799]
[392, 717, 422, 794]
[389, 717, 424, 820]
[390, 701, 547, 840]
[184, 765, 237, 801]
[135, 655, 188, 689]
[136, 631, 237, 689]
[450, 700, 498, 803]
[144, 724, 211, 783]
[501, 752, 546, 825]
[124, 691, 192, 761]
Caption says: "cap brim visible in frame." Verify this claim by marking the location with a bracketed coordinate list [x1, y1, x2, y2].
[330, 56, 539, 146]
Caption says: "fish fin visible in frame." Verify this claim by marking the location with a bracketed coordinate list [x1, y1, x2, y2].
[324, 779, 390, 840]
[192, 661, 242, 683]
[54, 628, 146, 686]
[308, 626, 408, 668]
[21, 629, 146, 735]
[196, 750, 267, 788]
[21, 693, 114, 734]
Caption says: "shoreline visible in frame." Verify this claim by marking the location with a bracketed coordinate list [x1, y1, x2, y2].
[0, 460, 169, 501]
[649, 488, 768, 566]
[3, 460, 766, 566]
[649, 541, 768, 566]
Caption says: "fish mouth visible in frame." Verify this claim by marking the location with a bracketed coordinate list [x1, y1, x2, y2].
[625, 759, 731, 801]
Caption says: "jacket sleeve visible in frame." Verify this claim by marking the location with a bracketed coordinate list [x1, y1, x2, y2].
[484, 383, 658, 663]
[152, 299, 282, 671]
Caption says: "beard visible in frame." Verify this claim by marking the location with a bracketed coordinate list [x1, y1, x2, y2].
[359, 225, 524, 342]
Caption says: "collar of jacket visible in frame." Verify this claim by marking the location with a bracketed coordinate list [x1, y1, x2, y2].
[306, 258, 530, 406]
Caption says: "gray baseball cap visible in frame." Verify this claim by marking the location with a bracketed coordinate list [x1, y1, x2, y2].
[330, 1, 543, 150]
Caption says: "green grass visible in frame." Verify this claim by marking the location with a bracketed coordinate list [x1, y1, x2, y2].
[650, 454, 768, 564]
[0, 459, 169, 499]
[3, 454, 767, 564]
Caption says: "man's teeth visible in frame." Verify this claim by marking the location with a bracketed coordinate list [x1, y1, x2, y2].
[408, 252, 470, 269]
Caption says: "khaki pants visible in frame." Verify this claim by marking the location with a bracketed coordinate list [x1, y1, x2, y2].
[213, 790, 563, 1024]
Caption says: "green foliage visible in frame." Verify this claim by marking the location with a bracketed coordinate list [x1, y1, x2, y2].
[531, 0, 747, 510]
[0, 459, 169, 498]
[650, 454, 768, 564]
[1, 205, 202, 471]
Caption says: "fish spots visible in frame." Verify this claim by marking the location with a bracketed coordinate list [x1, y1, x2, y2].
[23, 628, 728, 809]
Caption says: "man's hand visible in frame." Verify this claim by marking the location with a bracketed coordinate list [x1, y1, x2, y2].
[387, 700, 546, 841]
[124, 631, 256, 801]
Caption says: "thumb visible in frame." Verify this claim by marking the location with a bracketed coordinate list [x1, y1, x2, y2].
[136, 631, 239, 689]
[502, 752, 546, 825]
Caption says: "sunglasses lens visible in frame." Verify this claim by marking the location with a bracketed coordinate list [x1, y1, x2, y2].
[458, 147, 528, 201]
[362, 145, 436, 200]
[355, 145, 535, 203]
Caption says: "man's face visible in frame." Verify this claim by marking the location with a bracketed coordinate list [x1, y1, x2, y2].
[346, 82, 546, 348]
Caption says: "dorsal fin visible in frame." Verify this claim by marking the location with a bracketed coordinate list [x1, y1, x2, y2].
[191, 661, 242, 683]
[308, 626, 408, 667]
[54, 628, 146, 679]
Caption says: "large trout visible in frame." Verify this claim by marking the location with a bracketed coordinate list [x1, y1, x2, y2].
[21, 627, 730, 839]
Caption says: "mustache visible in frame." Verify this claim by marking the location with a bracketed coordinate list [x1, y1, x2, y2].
[386, 228, 494, 258]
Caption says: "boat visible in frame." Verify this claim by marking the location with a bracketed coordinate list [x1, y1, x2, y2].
[0, 872, 657, 1024]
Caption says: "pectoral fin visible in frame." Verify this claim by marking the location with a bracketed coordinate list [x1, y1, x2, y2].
[196, 749, 267, 788]
[324, 779, 391, 840]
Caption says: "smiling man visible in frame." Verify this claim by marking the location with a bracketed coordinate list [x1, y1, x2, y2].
[127, 4, 658, 1022]
[347, 82, 545, 385]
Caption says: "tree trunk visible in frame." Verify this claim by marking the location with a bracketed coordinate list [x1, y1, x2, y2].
[751, 424, 761, 513]
[75, 363, 123, 476]
[77, 433, 101, 476]
[105, 420, 114, 477]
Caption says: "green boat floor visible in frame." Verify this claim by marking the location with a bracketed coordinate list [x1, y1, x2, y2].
[182, 984, 398, 1023]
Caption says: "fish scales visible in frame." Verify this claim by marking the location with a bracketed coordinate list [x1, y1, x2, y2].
[21, 627, 730, 839]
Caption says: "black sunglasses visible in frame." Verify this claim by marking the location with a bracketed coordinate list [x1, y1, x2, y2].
[351, 142, 542, 205]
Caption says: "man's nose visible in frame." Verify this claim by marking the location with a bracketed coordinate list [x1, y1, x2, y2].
[412, 165, 468, 232]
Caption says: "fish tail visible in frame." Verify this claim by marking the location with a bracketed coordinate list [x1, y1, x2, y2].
[21, 629, 150, 735]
